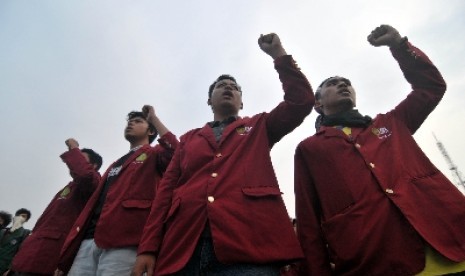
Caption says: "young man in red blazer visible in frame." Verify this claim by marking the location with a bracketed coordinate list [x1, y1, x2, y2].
[56, 105, 178, 275]
[295, 25, 465, 275]
[10, 139, 102, 276]
[132, 33, 314, 276]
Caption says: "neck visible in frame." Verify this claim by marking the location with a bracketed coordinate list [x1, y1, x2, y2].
[324, 106, 353, 116]
[129, 139, 149, 150]
[213, 112, 238, 122]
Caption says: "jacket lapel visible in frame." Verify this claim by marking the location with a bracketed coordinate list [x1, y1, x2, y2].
[220, 118, 244, 144]
[198, 124, 219, 150]
[320, 126, 352, 141]
[120, 145, 149, 170]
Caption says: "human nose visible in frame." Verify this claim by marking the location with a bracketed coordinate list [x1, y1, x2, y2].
[223, 84, 234, 90]
[337, 81, 347, 88]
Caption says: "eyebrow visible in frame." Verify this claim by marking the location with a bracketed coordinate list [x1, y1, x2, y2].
[325, 77, 350, 85]
[216, 81, 237, 86]
[127, 117, 145, 122]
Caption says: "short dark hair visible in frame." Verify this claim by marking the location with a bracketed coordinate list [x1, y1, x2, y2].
[0, 211, 12, 227]
[127, 111, 158, 143]
[15, 208, 31, 221]
[315, 76, 336, 101]
[208, 74, 240, 99]
[81, 148, 103, 171]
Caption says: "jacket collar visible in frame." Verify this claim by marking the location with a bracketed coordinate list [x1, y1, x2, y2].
[199, 116, 244, 149]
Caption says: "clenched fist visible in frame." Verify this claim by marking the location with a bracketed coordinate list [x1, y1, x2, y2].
[258, 33, 287, 59]
[367, 24, 404, 48]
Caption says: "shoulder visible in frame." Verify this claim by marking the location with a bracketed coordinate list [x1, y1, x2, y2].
[180, 127, 204, 139]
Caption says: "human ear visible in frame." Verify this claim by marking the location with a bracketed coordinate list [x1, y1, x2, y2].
[314, 100, 323, 114]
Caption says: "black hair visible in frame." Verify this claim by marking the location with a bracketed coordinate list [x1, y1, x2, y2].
[0, 211, 12, 227]
[315, 76, 337, 101]
[15, 208, 31, 221]
[208, 74, 241, 99]
[127, 111, 158, 144]
[81, 148, 103, 171]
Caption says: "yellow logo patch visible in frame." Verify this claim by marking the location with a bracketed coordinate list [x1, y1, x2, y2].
[236, 126, 253, 135]
[59, 187, 71, 198]
[136, 153, 147, 162]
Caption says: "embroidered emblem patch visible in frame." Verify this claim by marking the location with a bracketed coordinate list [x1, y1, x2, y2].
[59, 186, 71, 199]
[236, 126, 253, 135]
[136, 153, 147, 162]
[372, 127, 392, 139]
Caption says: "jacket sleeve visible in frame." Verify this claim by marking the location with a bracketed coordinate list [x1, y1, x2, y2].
[60, 148, 101, 199]
[138, 136, 183, 255]
[388, 41, 447, 134]
[155, 131, 179, 175]
[266, 55, 314, 146]
[294, 144, 333, 276]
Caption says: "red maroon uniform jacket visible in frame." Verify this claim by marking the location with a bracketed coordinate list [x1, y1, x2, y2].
[295, 42, 465, 275]
[137, 55, 314, 275]
[11, 148, 101, 275]
[57, 133, 178, 272]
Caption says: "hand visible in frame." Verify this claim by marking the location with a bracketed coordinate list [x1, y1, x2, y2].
[258, 33, 287, 59]
[54, 269, 65, 276]
[142, 105, 157, 124]
[367, 25, 403, 48]
[65, 138, 79, 150]
[131, 253, 156, 276]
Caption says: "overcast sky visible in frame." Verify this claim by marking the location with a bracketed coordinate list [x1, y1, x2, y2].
[1, 1, 464, 228]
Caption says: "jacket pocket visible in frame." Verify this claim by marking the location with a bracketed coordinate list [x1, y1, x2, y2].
[242, 186, 282, 197]
[121, 199, 152, 209]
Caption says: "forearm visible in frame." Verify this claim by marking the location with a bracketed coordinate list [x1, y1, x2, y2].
[266, 55, 314, 143]
[148, 115, 169, 137]
[61, 149, 100, 195]
[391, 40, 446, 92]
[389, 41, 446, 133]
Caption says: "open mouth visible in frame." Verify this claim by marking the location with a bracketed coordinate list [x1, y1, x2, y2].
[338, 89, 351, 95]
[222, 91, 234, 98]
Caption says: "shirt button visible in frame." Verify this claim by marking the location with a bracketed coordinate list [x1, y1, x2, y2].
[76, 226, 80, 232]
[355, 143, 361, 148]
[385, 188, 394, 194]
[216, 153, 222, 158]
[208, 196, 215, 203]
[369, 163, 375, 168]
[211, 173, 218, 178]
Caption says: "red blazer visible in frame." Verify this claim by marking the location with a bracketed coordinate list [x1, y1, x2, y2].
[57, 133, 178, 272]
[11, 148, 100, 274]
[138, 55, 314, 275]
[295, 42, 465, 275]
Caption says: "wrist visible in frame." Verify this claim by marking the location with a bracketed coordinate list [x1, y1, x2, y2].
[271, 49, 287, 59]
[389, 36, 408, 49]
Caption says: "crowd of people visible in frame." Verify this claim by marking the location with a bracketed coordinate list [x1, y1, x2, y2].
[1, 24, 465, 276]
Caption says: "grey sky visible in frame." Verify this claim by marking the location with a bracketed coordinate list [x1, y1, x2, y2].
[1, 0, 464, 228]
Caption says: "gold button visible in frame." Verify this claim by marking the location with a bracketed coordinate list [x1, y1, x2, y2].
[369, 163, 375, 168]
[211, 173, 218, 178]
[76, 226, 80, 232]
[385, 188, 394, 194]
[355, 143, 361, 148]
[208, 196, 215, 203]
[216, 153, 222, 157]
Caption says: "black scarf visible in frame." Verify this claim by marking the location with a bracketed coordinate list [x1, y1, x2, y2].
[315, 110, 372, 130]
